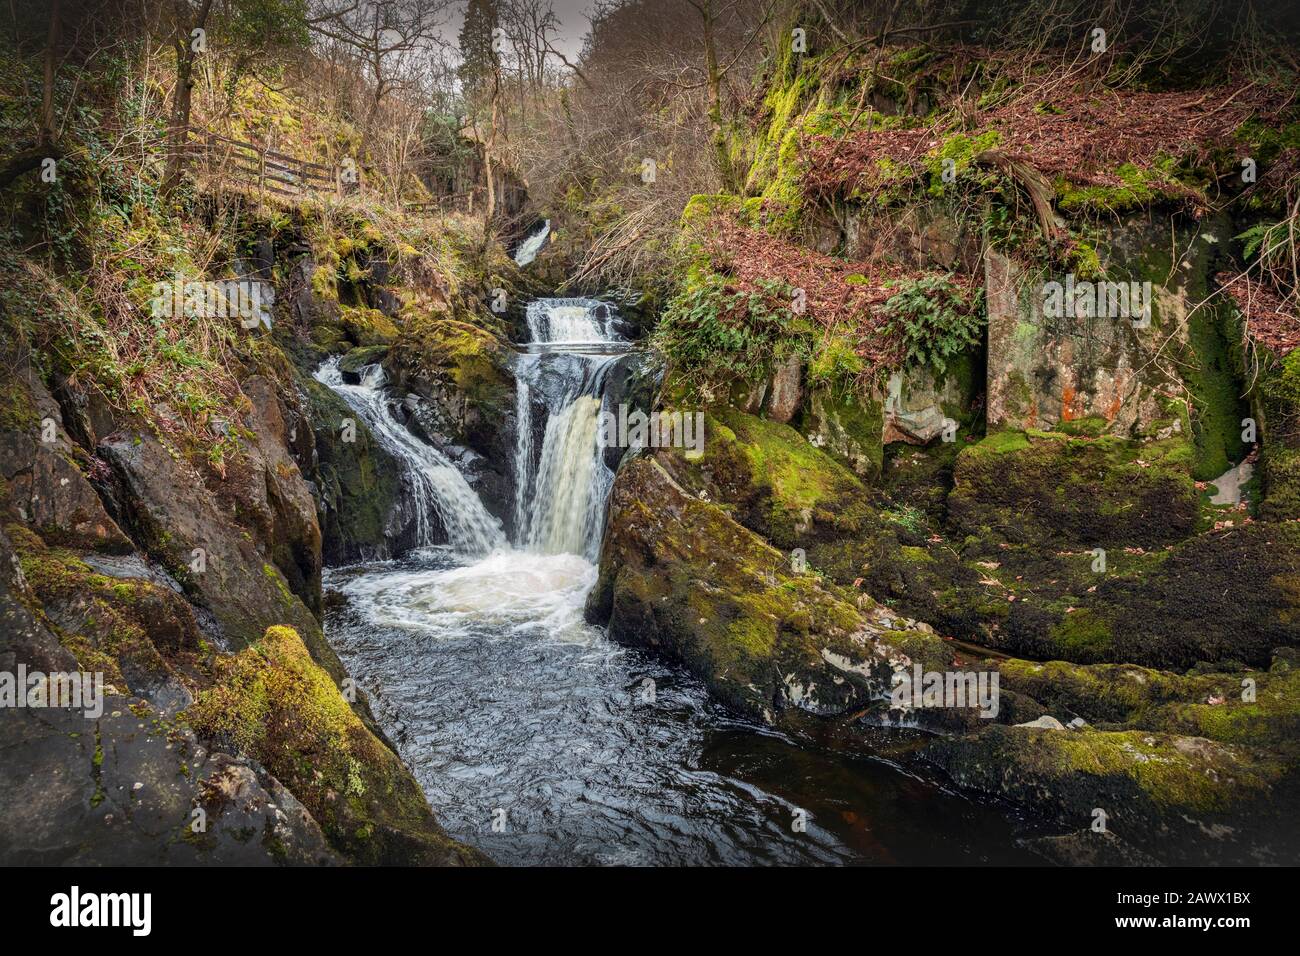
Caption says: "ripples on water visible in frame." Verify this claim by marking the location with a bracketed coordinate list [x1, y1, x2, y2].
[325, 549, 1040, 867]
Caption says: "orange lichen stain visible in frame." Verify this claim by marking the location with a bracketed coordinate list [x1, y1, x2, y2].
[1061, 384, 1077, 421]
[1105, 393, 1123, 420]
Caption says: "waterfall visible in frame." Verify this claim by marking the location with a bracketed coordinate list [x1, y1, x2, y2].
[524, 297, 613, 343]
[512, 373, 533, 539]
[314, 359, 506, 556]
[513, 220, 551, 267]
[513, 298, 630, 561]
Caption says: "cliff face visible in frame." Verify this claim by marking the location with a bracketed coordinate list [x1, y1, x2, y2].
[0, 201, 508, 865]
[589, 19, 1300, 863]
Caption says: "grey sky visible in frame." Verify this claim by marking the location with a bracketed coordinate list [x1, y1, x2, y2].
[442, 0, 597, 60]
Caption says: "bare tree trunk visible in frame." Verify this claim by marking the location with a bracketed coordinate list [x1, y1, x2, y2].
[39, 0, 61, 147]
[485, 63, 500, 222]
[700, 1, 735, 192]
[162, 0, 214, 196]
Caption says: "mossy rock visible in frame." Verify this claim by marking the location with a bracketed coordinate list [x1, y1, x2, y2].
[15, 542, 204, 696]
[798, 387, 884, 481]
[340, 306, 399, 347]
[185, 626, 487, 866]
[300, 376, 402, 564]
[925, 724, 1297, 863]
[657, 406, 873, 550]
[949, 429, 1198, 547]
[589, 455, 947, 723]
[998, 653, 1300, 755]
[1257, 348, 1300, 521]
[337, 344, 390, 376]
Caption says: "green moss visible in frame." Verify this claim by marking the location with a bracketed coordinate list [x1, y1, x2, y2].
[1258, 349, 1300, 520]
[185, 625, 472, 864]
[951, 429, 1198, 547]
[1049, 609, 1115, 659]
[262, 562, 295, 609]
[340, 305, 399, 347]
[1056, 162, 1165, 214]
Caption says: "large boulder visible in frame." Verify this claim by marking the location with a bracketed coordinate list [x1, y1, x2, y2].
[185, 625, 488, 866]
[588, 453, 942, 724]
[984, 215, 1247, 481]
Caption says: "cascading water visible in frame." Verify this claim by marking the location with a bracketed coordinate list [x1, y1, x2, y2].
[319, 298, 1037, 866]
[513, 298, 628, 560]
[313, 358, 506, 556]
[513, 220, 551, 267]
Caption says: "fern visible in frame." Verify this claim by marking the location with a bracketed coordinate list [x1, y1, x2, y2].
[882, 274, 985, 373]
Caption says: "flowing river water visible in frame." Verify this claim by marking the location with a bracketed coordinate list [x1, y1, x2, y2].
[318, 298, 1041, 866]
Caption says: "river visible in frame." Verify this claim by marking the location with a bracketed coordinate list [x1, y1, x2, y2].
[318, 297, 1041, 866]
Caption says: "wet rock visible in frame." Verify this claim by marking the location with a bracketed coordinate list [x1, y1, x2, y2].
[187, 625, 489, 866]
[1023, 829, 1161, 866]
[0, 696, 339, 865]
[589, 454, 943, 723]
[924, 724, 1297, 864]
[300, 375, 405, 564]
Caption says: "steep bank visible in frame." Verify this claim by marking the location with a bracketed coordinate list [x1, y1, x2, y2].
[0, 160, 506, 863]
[585, 6, 1300, 864]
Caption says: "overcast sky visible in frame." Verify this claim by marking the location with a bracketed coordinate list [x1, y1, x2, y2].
[441, 0, 597, 60]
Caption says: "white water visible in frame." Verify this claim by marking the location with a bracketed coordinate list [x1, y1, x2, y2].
[313, 359, 506, 556]
[524, 297, 613, 344]
[318, 301, 1034, 866]
[515, 298, 627, 560]
[513, 220, 551, 267]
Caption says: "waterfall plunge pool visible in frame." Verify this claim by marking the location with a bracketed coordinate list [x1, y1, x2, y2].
[325, 547, 1040, 866]
[319, 297, 1043, 866]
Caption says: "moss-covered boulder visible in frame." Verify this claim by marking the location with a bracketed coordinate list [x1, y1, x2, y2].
[185, 625, 487, 865]
[925, 723, 1297, 863]
[589, 453, 946, 723]
[948, 429, 1199, 547]
[656, 406, 874, 550]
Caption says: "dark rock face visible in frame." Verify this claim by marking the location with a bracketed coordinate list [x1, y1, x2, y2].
[589, 454, 943, 724]
[0, 700, 340, 866]
[299, 375, 406, 564]
[97, 429, 336, 662]
[0, 374, 132, 555]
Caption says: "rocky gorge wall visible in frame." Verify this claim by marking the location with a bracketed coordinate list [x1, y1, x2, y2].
[0, 205, 523, 865]
[584, 27, 1300, 864]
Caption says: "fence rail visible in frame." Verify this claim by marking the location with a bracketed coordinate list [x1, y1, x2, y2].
[186, 128, 473, 215]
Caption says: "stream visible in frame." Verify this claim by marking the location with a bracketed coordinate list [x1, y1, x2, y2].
[319, 297, 1041, 866]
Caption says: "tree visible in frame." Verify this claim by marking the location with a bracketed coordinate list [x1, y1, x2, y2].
[162, 0, 215, 196]
[310, 0, 452, 119]
[683, 0, 775, 192]
[161, 0, 311, 196]
[458, 0, 499, 102]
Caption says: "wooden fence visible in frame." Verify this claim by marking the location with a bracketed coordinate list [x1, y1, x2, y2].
[186, 128, 477, 214]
